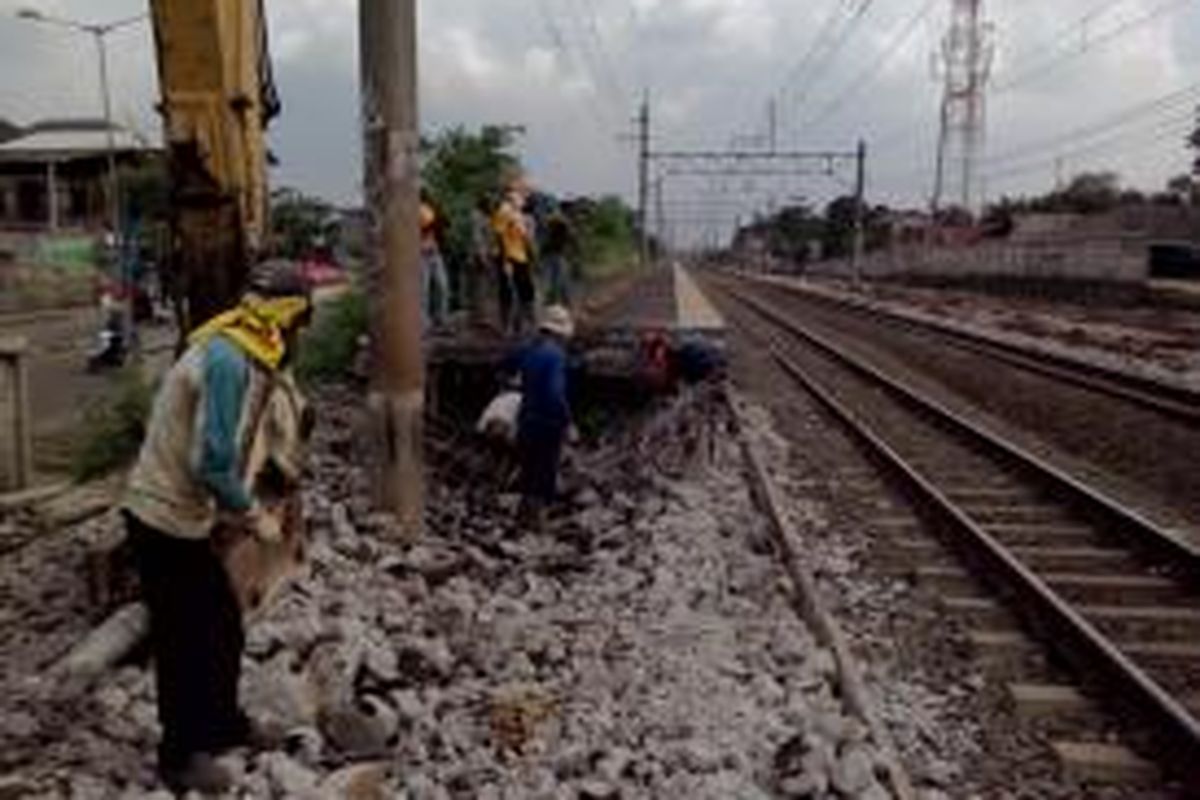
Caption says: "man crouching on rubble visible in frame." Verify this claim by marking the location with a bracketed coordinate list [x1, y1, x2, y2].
[121, 261, 313, 794]
[513, 304, 576, 531]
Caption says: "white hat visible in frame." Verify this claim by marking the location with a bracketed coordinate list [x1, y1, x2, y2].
[539, 304, 575, 339]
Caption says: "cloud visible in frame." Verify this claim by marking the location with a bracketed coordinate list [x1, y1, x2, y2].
[0, 0, 1193, 227]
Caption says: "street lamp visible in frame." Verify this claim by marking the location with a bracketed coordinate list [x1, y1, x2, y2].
[17, 7, 148, 349]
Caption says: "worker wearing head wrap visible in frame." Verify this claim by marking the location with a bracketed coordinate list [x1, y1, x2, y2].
[508, 304, 576, 530]
[122, 260, 313, 794]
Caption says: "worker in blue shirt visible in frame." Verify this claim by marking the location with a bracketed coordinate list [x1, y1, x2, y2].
[512, 304, 575, 530]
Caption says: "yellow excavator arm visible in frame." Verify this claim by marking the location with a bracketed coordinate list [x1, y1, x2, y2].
[149, 0, 280, 329]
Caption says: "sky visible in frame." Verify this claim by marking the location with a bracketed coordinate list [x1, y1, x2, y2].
[1, 0, 1198, 243]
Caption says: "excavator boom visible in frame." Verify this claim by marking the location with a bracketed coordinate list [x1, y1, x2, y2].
[149, 0, 279, 330]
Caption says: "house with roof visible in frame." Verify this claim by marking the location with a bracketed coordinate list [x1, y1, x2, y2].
[0, 119, 160, 236]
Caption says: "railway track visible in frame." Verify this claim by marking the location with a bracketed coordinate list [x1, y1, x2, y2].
[743, 275, 1200, 426]
[708, 276, 1200, 791]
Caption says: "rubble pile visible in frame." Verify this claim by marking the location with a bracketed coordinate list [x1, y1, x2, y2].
[1, 387, 897, 799]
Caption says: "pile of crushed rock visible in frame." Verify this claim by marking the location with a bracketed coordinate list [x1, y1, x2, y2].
[0, 387, 897, 799]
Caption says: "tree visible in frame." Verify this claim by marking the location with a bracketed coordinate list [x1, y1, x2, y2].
[270, 187, 339, 260]
[1166, 174, 1199, 206]
[821, 196, 860, 259]
[567, 196, 637, 276]
[421, 125, 523, 296]
[1055, 171, 1121, 214]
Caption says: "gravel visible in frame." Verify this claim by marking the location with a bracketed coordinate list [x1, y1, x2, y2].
[0, 385, 899, 799]
[739, 279, 1200, 541]
[710, 285, 1184, 799]
[792, 277, 1200, 387]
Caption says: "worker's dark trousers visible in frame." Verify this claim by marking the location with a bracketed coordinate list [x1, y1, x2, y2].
[497, 264, 516, 333]
[519, 425, 565, 502]
[512, 261, 536, 333]
[126, 513, 248, 770]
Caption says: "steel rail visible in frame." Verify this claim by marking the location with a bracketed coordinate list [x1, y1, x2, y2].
[714, 282, 1200, 786]
[749, 276, 1200, 426]
[729, 284, 1200, 576]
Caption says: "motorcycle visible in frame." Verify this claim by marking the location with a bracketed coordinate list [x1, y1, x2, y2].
[86, 311, 128, 372]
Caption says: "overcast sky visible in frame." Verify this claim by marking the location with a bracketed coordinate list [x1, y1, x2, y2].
[2, 0, 1198, 240]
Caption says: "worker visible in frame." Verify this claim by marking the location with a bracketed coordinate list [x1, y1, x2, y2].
[121, 261, 313, 794]
[420, 192, 450, 331]
[469, 194, 499, 328]
[541, 205, 578, 307]
[511, 304, 576, 531]
[492, 183, 535, 335]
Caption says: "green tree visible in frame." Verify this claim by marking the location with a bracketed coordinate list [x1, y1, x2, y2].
[270, 187, 339, 259]
[1057, 171, 1121, 214]
[421, 125, 523, 297]
[821, 196, 860, 259]
[568, 196, 637, 278]
[1166, 174, 1199, 206]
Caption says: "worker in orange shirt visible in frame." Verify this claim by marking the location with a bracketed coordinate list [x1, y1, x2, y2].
[492, 183, 535, 335]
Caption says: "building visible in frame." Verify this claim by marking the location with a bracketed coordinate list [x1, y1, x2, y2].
[0, 119, 159, 234]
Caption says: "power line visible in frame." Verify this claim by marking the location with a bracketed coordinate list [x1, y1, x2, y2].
[781, 0, 879, 121]
[999, 0, 1142, 75]
[879, 104, 1192, 188]
[991, 0, 1189, 96]
[568, 0, 628, 107]
[738, 0, 877, 144]
[531, 0, 620, 128]
[804, 0, 938, 135]
[982, 113, 1193, 184]
[985, 82, 1200, 168]
[867, 0, 1189, 176]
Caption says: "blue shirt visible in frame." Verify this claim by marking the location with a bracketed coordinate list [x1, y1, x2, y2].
[512, 336, 571, 434]
[198, 336, 256, 512]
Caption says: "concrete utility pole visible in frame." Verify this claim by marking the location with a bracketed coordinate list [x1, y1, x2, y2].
[654, 174, 666, 263]
[1190, 104, 1200, 180]
[852, 140, 867, 286]
[637, 92, 651, 269]
[932, 0, 993, 215]
[768, 99, 778, 155]
[360, 0, 424, 539]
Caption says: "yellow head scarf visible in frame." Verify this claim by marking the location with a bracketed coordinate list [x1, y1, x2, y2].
[190, 294, 312, 370]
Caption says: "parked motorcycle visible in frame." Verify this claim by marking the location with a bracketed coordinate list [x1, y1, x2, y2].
[86, 309, 128, 373]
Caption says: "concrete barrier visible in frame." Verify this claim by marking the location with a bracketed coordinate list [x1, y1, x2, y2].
[807, 235, 1150, 295]
[0, 336, 32, 491]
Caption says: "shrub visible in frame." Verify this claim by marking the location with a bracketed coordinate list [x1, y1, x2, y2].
[72, 368, 155, 482]
[295, 288, 368, 384]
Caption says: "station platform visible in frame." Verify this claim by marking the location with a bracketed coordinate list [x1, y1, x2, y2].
[674, 264, 724, 332]
[592, 263, 725, 335]
[428, 264, 726, 401]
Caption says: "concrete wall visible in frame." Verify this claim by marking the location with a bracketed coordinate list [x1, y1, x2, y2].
[808, 235, 1149, 287]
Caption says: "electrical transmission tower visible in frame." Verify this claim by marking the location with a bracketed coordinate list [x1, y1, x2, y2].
[932, 0, 993, 215]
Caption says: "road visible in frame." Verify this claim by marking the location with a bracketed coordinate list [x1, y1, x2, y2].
[6, 285, 347, 478]
[0, 307, 175, 475]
